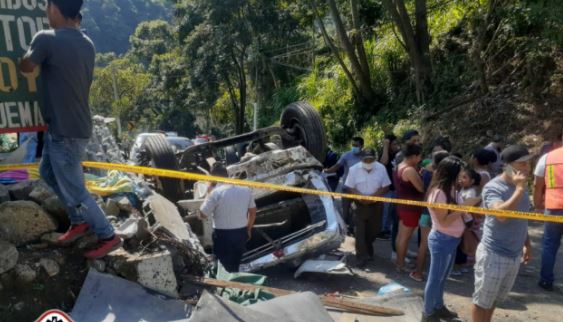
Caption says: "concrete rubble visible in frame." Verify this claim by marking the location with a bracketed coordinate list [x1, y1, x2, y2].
[0, 127, 210, 321]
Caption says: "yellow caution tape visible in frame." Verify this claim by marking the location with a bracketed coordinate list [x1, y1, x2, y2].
[2, 161, 563, 224]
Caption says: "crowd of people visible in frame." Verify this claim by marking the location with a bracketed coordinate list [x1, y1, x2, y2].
[323, 128, 563, 322]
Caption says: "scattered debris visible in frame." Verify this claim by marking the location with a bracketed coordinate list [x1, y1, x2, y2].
[14, 264, 37, 283]
[188, 290, 282, 322]
[184, 275, 404, 317]
[39, 258, 60, 277]
[294, 253, 353, 278]
[0, 200, 57, 246]
[248, 291, 333, 322]
[0, 241, 18, 274]
[85, 116, 126, 173]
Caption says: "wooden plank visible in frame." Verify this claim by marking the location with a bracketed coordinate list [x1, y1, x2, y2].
[183, 275, 404, 317]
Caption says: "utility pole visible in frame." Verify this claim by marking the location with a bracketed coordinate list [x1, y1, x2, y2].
[111, 66, 122, 140]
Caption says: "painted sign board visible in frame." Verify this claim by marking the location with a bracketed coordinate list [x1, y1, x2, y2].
[0, 0, 49, 133]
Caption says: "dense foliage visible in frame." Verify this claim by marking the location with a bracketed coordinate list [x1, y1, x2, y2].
[88, 0, 562, 150]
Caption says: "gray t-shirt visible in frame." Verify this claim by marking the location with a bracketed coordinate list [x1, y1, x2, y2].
[481, 176, 529, 258]
[337, 151, 363, 182]
[200, 184, 256, 230]
[27, 28, 95, 138]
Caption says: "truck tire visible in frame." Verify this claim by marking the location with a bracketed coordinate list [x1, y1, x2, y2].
[281, 101, 327, 163]
[141, 135, 184, 202]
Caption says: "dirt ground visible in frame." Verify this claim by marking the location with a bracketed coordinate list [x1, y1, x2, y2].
[261, 221, 563, 322]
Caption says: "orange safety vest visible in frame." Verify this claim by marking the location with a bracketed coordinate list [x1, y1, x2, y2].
[545, 147, 563, 209]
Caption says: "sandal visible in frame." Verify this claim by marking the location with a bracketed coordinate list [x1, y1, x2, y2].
[409, 271, 424, 282]
[395, 265, 410, 273]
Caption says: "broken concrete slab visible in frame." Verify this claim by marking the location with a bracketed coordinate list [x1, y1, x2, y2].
[72, 269, 191, 322]
[102, 198, 120, 217]
[145, 194, 191, 241]
[0, 201, 57, 246]
[39, 258, 60, 277]
[117, 196, 134, 212]
[188, 290, 284, 322]
[107, 248, 179, 298]
[248, 291, 333, 322]
[0, 241, 18, 274]
[115, 217, 141, 239]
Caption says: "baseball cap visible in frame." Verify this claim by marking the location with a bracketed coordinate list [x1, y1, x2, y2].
[500, 145, 533, 163]
[362, 148, 377, 160]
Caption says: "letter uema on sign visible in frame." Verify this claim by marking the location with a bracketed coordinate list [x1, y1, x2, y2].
[0, 4, 48, 133]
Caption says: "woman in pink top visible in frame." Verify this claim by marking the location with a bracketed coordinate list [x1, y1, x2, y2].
[422, 156, 468, 322]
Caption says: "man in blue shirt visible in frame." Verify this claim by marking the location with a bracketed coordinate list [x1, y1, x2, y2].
[472, 145, 533, 322]
[20, 0, 120, 258]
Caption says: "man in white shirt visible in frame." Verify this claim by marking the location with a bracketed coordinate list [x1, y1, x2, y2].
[345, 149, 392, 267]
[199, 163, 257, 272]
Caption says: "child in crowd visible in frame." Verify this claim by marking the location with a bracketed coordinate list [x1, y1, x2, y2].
[452, 167, 483, 275]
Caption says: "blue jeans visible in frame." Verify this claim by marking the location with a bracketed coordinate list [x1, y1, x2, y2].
[424, 230, 461, 316]
[540, 209, 563, 284]
[40, 133, 114, 239]
[382, 190, 395, 232]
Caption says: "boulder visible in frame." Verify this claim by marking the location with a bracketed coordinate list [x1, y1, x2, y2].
[7, 181, 35, 200]
[39, 258, 60, 277]
[0, 184, 10, 203]
[29, 181, 55, 204]
[0, 201, 57, 246]
[14, 264, 36, 283]
[0, 241, 18, 274]
[41, 196, 70, 230]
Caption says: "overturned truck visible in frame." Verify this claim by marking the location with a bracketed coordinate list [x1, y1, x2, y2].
[138, 102, 346, 272]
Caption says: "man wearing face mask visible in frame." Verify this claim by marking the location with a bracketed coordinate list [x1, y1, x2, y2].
[324, 137, 365, 233]
[344, 149, 391, 267]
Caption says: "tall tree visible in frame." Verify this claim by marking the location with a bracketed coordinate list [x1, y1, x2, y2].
[382, 0, 432, 103]
[311, 0, 377, 105]
[177, 0, 305, 134]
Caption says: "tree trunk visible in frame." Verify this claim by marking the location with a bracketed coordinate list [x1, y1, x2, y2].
[327, 0, 375, 102]
[382, 0, 432, 103]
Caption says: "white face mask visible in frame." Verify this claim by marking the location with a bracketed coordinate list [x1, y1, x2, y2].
[362, 162, 374, 171]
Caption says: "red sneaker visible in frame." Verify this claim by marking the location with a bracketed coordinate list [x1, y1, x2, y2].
[58, 223, 90, 244]
[84, 235, 122, 259]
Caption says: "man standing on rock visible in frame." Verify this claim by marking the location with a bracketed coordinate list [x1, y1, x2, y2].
[199, 163, 257, 272]
[533, 126, 563, 291]
[472, 145, 532, 322]
[344, 149, 391, 268]
[20, 0, 121, 258]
